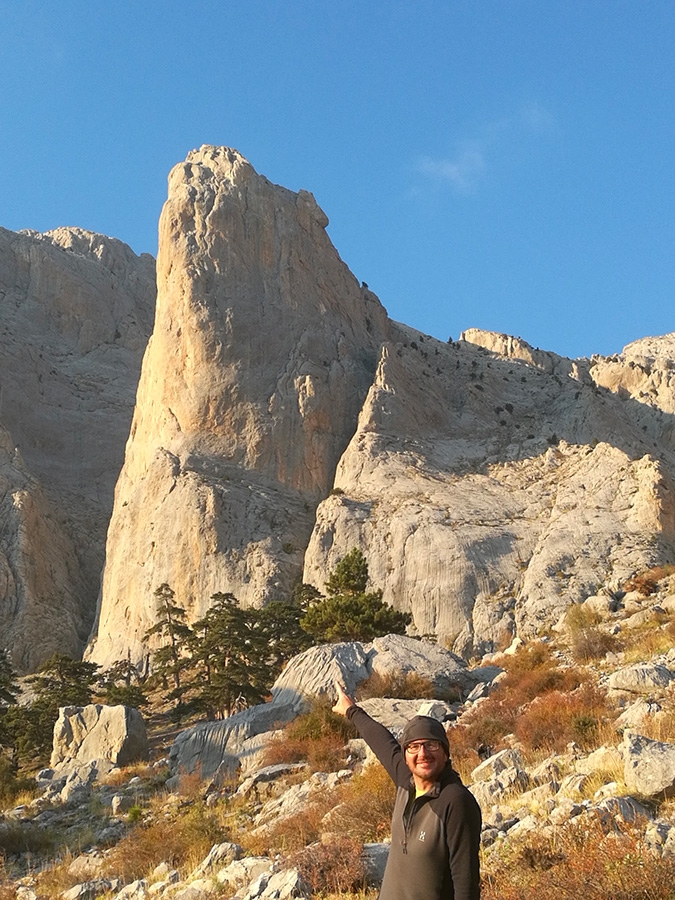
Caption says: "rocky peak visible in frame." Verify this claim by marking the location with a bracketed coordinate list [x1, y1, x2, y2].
[88, 146, 390, 666]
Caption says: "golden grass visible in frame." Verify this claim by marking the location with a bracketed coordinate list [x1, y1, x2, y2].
[102, 800, 227, 881]
[481, 813, 675, 900]
[329, 763, 395, 843]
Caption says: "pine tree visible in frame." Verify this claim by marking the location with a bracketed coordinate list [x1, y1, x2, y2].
[143, 584, 193, 711]
[301, 548, 411, 643]
[191, 593, 269, 718]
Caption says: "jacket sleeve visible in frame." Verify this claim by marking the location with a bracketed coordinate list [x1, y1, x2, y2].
[346, 705, 410, 786]
[445, 785, 482, 900]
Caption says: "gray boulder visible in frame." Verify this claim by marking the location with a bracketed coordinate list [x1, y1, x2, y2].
[51, 705, 149, 769]
[271, 641, 372, 704]
[607, 663, 674, 694]
[622, 730, 675, 797]
[366, 634, 475, 695]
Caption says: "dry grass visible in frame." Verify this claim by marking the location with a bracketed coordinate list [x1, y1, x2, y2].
[634, 702, 675, 744]
[621, 618, 675, 662]
[514, 682, 615, 753]
[0, 821, 57, 860]
[263, 698, 355, 772]
[622, 565, 675, 597]
[33, 851, 80, 898]
[239, 798, 336, 856]
[356, 670, 435, 700]
[449, 643, 593, 769]
[264, 732, 349, 772]
[329, 763, 395, 842]
[286, 836, 367, 895]
[564, 605, 619, 661]
[482, 813, 675, 900]
[102, 761, 167, 788]
[102, 801, 227, 881]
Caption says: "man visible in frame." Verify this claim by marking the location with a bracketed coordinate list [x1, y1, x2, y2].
[333, 683, 481, 900]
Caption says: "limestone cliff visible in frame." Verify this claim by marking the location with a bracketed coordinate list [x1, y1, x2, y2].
[87, 146, 390, 667]
[0, 227, 155, 670]
[304, 327, 675, 655]
[86, 147, 675, 667]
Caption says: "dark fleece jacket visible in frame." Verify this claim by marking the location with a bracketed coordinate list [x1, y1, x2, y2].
[346, 705, 481, 900]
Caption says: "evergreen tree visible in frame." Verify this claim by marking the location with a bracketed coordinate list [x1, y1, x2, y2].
[191, 593, 269, 718]
[256, 597, 313, 678]
[143, 583, 192, 711]
[0, 649, 18, 706]
[324, 548, 369, 596]
[99, 656, 149, 708]
[0, 649, 19, 754]
[301, 548, 411, 643]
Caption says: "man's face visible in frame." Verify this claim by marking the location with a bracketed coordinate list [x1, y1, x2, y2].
[404, 739, 448, 786]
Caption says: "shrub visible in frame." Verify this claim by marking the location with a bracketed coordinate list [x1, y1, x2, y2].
[514, 683, 614, 752]
[0, 755, 35, 810]
[329, 763, 395, 842]
[0, 821, 57, 858]
[357, 670, 435, 700]
[565, 605, 618, 661]
[264, 697, 356, 772]
[103, 802, 225, 880]
[287, 836, 367, 894]
[622, 564, 675, 596]
[448, 644, 588, 767]
[482, 813, 675, 900]
[240, 800, 334, 856]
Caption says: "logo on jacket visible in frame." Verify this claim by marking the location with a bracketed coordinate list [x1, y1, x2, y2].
[418, 830, 426, 842]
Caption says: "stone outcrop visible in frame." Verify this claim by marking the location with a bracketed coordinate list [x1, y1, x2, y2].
[304, 326, 675, 654]
[88, 146, 390, 667]
[4, 146, 675, 668]
[622, 730, 675, 797]
[168, 637, 484, 781]
[51, 704, 149, 769]
[86, 146, 675, 667]
[0, 227, 155, 670]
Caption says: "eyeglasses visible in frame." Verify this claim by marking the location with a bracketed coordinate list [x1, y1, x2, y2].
[404, 740, 443, 754]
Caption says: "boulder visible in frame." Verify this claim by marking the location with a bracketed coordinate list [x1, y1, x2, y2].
[241, 869, 310, 900]
[51, 705, 149, 769]
[621, 730, 675, 797]
[168, 696, 301, 783]
[216, 858, 274, 891]
[271, 641, 372, 705]
[614, 698, 662, 731]
[608, 663, 675, 694]
[362, 843, 389, 885]
[366, 634, 474, 695]
[471, 748, 525, 783]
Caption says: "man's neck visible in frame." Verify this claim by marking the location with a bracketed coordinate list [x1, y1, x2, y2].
[413, 775, 436, 794]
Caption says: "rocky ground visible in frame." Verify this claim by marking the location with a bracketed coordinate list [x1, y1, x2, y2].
[2, 574, 675, 899]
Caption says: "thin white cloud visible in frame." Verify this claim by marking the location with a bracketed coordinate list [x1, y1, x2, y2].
[417, 102, 557, 194]
[419, 144, 485, 193]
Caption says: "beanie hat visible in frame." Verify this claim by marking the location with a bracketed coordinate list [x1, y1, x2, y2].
[400, 715, 449, 756]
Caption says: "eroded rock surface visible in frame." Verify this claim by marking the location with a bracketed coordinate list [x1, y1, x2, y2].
[88, 146, 389, 667]
[0, 227, 155, 670]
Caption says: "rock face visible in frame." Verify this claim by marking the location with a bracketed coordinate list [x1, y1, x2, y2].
[0, 227, 155, 671]
[84, 147, 675, 666]
[304, 326, 675, 654]
[51, 704, 149, 769]
[88, 146, 390, 667]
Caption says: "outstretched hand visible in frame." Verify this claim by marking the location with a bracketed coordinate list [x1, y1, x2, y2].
[332, 681, 356, 716]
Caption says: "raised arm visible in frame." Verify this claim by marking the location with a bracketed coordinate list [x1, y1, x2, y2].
[332, 681, 409, 786]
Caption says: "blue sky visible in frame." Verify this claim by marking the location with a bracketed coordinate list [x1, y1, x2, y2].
[1, 1, 673, 359]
